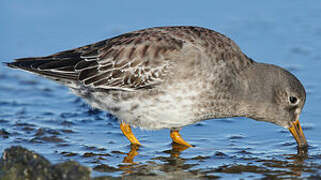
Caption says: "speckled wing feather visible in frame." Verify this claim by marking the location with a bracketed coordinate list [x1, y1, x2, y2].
[7, 26, 252, 91]
[7, 28, 184, 91]
[75, 30, 184, 90]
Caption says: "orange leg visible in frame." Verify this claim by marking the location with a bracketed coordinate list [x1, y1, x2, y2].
[170, 129, 192, 147]
[120, 121, 141, 146]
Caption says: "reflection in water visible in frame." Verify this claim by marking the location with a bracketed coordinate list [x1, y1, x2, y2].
[122, 144, 139, 164]
[1, 0, 321, 179]
[122, 143, 189, 164]
[283, 147, 308, 176]
[119, 143, 197, 177]
[0, 93, 315, 179]
[116, 144, 310, 179]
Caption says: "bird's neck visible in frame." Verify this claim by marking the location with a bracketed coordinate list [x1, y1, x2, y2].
[194, 62, 272, 120]
[230, 62, 277, 120]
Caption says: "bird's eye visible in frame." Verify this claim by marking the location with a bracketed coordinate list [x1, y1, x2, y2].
[289, 96, 298, 104]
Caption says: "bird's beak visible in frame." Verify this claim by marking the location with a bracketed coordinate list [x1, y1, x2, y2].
[288, 118, 308, 148]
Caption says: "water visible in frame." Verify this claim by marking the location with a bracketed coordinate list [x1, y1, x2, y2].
[1, 0, 321, 179]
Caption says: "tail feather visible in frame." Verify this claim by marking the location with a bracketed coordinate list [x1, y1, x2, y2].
[5, 56, 80, 81]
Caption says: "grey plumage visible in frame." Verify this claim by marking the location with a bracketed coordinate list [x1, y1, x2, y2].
[6, 26, 307, 147]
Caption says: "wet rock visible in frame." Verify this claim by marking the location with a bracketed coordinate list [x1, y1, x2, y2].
[61, 151, 78, 157]
[35, 128, 61, 136]
[30, 135, 65, 143]
[93, 164, 119, 173]
[0, 128, 10, 138]
[60, 120, 74, 126]
[191, 155, 210, 160]
[83, 152, 98, 158]
[61, 129, 74, 133]
[0, 119, 9, 124]
[227, 134, 245, 139]
[213, 164, 266, 174]
[52, 161, 91, 180]
[15, 122, 35, 127]
[22, 126, 35, 132]
[0, 146, 90, 180]
[83, 152, 111, 158]
[214, 151, 226, 156]
[84, 145, 106, 151]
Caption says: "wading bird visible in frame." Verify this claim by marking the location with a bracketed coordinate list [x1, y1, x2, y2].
[6, 26, 307, 150]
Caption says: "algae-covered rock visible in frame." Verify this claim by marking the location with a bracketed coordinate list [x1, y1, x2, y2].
[52, 161, 91, 180]
[0, 146, 208, 180]
[0, 146, 91, 180]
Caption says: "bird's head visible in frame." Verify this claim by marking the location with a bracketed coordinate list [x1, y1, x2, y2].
[242, 63, 307, 148]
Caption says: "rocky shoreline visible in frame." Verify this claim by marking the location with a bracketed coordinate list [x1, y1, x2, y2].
[0, 146, 208, 180]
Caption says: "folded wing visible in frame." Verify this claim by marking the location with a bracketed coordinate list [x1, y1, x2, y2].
[7, 29, 184, 91]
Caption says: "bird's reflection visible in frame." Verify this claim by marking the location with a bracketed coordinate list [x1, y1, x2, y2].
[119, 143, 191, 176]
[122, 144, 140, 164]
[283, 146, 308, 176]
[122, 143, 190, 164]
[118, 144, 309, 178]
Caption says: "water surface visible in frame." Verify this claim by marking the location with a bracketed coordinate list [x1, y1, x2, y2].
[1, 0, 321, 179]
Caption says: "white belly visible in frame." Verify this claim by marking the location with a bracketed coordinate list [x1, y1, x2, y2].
[72, 86, 200, 130]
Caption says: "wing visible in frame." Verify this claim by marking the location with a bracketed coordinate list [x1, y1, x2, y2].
[6, 28, 184, 91]
[76, 31, 183, 90]
[6, 26, 253, 91]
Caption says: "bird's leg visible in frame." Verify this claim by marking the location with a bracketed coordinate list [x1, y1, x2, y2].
[120, 121, 141, 146]
[170, 128, 193, 147]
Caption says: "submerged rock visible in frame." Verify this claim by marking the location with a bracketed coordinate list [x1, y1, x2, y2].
[0, 146, 210, 180]
[0, 146, 91, 180]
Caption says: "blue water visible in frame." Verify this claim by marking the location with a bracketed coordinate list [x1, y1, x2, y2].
[1, 0, 321, 179]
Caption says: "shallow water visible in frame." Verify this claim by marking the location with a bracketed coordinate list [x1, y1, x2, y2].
[1, 0, 321, 179]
